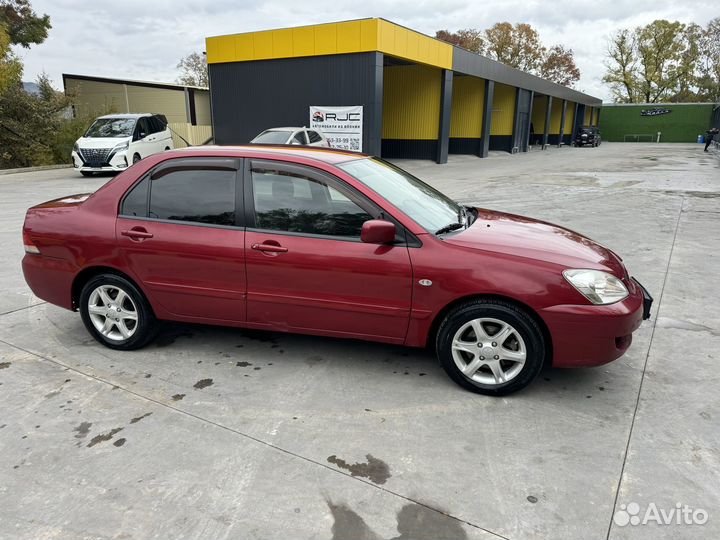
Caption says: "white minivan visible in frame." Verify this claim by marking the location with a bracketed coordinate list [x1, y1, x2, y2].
[72, 113, 174, 176]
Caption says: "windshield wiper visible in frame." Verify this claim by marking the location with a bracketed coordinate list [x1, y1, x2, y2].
[435, 222, 465, 235]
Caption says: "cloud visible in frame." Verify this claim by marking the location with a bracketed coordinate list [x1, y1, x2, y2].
[15, 0, 718, 101]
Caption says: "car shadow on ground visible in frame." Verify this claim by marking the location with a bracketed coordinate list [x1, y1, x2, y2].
[143, 320, 615, 400]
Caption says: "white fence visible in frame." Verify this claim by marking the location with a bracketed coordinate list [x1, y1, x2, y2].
[168, 123, 213, 148]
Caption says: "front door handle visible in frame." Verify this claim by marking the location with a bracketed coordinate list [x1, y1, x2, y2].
[121, 227, 153, 240]
[251, 242, 288, 253]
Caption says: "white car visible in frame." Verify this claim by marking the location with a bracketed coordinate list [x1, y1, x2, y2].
[72, 113, 174, 176]
[251, 127, 330, 147]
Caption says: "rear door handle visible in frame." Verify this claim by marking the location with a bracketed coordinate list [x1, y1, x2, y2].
[121, 228, 153, 240]
[251, 243, 288, 253]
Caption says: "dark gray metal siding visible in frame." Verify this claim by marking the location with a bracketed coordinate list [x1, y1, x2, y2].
[209, 53, 382, 155]
[514, 88, 532, 151]
[452, 48, 601, 107]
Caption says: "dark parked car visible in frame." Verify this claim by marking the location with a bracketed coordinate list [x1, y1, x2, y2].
[574, 126, 601, 147]
[22, 146, 651, 396]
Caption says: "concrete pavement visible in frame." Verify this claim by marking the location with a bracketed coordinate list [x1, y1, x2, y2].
[0, 143, 718, 539]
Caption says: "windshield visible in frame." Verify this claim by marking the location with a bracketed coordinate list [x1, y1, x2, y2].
[252, 130, 292, 144]
[338, 158, 463, 234]
[84, 118, 136, 138]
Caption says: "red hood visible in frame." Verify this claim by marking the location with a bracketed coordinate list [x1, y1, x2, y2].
[445, 208, 626, 276]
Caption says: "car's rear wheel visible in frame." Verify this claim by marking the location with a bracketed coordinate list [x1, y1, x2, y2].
[436, 299, 545, 395]
[79, 274, 157, 350]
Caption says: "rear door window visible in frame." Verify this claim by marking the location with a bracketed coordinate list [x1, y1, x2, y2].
[148, 168, 237, 226]
[307, 131, 323, 144]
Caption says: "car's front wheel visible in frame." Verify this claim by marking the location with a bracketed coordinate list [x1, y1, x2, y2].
[79, 274, 157, 350]
[436, 299, 545, 395]
[132, 153, 141, 164]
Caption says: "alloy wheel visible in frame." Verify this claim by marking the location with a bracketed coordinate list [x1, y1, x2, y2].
[87, 285, 138, 341]
[451, 317, 527, 385]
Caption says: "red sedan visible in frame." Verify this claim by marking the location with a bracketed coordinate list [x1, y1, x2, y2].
[22, 146, 652, 395]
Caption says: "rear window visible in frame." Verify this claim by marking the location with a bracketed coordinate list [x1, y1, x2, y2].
[252, 130, 292, 144]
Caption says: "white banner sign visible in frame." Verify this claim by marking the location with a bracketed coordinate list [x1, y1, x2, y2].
[310, 105, 363, 152]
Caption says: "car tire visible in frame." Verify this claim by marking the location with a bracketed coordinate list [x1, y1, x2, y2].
[436, 299, 545, 396]
[80, 171, 94, 177]
[132, 153, 141, 164]
[79, 273, 157, 350]
[164, 147, 170, 151]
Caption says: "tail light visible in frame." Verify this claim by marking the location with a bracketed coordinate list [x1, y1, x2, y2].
[23, 229, 40, 254]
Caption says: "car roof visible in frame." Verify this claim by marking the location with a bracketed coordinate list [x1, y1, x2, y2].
[172, 145, 368, 165]
[97, 113, 152, 119]
[262, 127, 307, 132]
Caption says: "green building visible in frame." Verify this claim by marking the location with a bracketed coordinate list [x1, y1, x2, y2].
[601, 103, 718, 143]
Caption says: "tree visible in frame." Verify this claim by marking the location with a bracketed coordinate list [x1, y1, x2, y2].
[435, 22, 581, 87]
[483, 22, 545, 73]
[603, 29, 639, 103]
[176, 51, 208, 87]
[540, 45, 581, 87]
[434, 29, 483, 53]
[697, 18, 720, 101]
[673, 23, 702, 101]
[635, 20, 691, 102]
[1, 0, 50, 94]
[0, 23, 21, 93]
[0, 0, 51, 48]
[0, 74, 72, 168]
[0, 1, 69, 169]
[603, 20, 703, 103]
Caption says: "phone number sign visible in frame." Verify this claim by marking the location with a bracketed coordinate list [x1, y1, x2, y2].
[310, 105, 363, 152]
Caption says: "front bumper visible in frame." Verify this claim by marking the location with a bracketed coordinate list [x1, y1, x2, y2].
[540, 278, 650, 367]
[71, 150, 129, 173]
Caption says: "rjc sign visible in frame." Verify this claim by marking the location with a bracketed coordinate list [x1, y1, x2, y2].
[310, 106, 363, 152]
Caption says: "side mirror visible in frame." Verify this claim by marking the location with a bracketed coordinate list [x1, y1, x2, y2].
[139, 131, 147, 139]
[361, 220, 396, 244]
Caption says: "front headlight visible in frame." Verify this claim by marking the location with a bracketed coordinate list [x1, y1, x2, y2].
[563, 269, 628, 305]
[113, 141, 129, 152]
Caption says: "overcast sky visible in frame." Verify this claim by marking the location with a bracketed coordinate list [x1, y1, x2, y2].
[15, 0, 718, 101]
